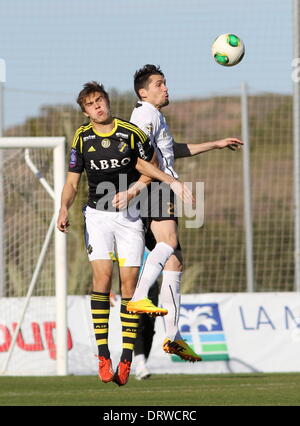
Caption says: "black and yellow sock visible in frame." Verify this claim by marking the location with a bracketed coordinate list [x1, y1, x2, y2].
[90, 291, 110, 359]
[120, 298, 140, 363]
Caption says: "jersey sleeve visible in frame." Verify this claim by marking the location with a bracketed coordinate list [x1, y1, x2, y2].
[130, 108, 160, 144]
[173, 141, 192, 159]
[131, 129, 154, 162]
[68, 130, 85, 173]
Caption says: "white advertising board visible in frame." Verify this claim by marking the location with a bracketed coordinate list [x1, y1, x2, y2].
[1, 293, 300, 375]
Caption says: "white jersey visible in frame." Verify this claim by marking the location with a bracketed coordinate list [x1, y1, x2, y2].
[130, 101, 178, 179]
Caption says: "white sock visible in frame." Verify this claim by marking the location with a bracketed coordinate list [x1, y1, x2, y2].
[132, 242, 174, 301]
[134, 354, 146, 367]
[160, 270, 182, 341]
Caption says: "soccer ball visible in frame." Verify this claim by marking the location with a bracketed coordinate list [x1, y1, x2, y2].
[212, 34, 245, 67]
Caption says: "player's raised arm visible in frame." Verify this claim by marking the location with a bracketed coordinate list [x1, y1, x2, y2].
[135, 157, 194, 204]
[173, 137, 243, 158]
[112, 173, 152, 210]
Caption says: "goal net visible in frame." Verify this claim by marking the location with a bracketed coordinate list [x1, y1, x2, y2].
[0, 137, 67, 376]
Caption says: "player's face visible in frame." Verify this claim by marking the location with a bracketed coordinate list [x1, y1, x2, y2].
[142, 74, 169, 109]
[83, 92, 112, 124]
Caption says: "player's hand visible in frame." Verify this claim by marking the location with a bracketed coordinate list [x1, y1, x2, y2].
[215, 138, 244, 151]
[112, 190, 134, 210]
[57, 207, 70, 233]
[112, 184, 142, 210]
[170, 181, 194, 205]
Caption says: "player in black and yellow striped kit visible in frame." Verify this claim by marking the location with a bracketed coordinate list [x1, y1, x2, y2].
[57, 81, 186, 386]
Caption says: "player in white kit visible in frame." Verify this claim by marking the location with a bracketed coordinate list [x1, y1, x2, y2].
[126, 65, 243, 361]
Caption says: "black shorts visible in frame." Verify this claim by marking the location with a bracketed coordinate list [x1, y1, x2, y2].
[141, 182, 181, 252]
[140, 182, 178, 222]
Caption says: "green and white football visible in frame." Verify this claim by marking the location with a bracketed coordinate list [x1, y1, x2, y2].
[212, 34, 245, 66]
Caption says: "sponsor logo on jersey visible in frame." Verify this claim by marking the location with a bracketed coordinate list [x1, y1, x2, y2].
[137, 141, 147, 160]
[101, 138, 111, 148]
[90, 157, 131, 170]
[83, 134, 96, 141]
[69, 149, 77, 168]
[88, 146, 96, 152]
[145, 123, 153, 136]
[116, 132, 129, 139]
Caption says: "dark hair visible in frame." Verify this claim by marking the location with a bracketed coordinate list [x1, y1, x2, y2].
[134, 64, 164, 99]
[76, 81, 109, 111]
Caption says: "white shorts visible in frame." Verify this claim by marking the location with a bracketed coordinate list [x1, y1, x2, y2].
[83, 206, 145, 267]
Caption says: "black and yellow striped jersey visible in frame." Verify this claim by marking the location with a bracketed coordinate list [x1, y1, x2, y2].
[69, 117, 154, 209]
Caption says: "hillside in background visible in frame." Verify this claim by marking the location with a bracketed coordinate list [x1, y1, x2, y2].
[3, 92, 294, 294]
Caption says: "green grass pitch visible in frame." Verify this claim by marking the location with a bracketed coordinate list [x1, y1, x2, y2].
[1, 373, 300, 406]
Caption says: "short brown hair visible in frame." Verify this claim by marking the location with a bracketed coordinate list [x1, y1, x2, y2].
[76, 81, 109, 112]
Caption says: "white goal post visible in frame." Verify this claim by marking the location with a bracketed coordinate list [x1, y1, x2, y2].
[0, 137, 68, 376]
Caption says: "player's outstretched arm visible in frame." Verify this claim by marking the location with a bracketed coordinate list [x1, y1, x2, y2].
[135, 157, 194, 204]
[112, 174, 152, 210]
[112, 154, 159, 210]
[173, 138, 243, 158]
[57, 172, 82, 233]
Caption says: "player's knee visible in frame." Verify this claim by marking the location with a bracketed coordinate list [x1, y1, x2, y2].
[163, 235, 178, 250]
[176, 250, 184, 270]
[166, 250, 184, 272]
[177, 261, 184, 272]
[92, 273, 111, 292]
[172, 259, 184, 272]
[177, 257, 184, 272]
